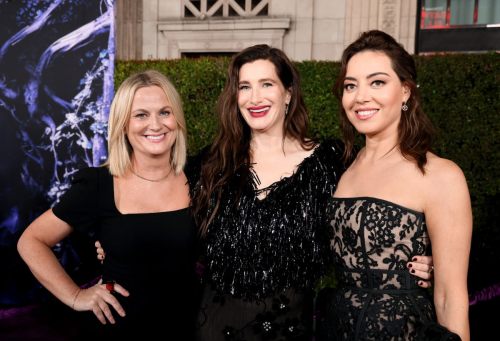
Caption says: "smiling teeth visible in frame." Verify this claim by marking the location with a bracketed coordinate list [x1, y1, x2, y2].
[146, 134, 165, 140]
[249, 107, 270, 113]
[357, 109, 378, 116]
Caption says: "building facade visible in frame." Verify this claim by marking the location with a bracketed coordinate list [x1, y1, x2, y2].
[115, 0, 499, 61]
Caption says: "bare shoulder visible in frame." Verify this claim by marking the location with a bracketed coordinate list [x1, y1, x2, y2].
[422, 152, 470, 206]
[424, 153, 467, 185]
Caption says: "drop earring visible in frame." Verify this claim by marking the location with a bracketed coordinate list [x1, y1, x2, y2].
[402, 86, 410, 112]
[285, 103, 289, 115]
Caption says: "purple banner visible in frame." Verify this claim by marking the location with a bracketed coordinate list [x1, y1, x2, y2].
[0, 0, 114, 306]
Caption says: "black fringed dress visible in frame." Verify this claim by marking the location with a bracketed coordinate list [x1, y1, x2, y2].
[186, 139, 344, 341]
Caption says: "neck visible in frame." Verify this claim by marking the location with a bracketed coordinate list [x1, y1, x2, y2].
[249, 121, 289, 148]
[130, 153, 172, 177]
[250, 134, 306, 162]
[250, 133, 286, 153]
[362, 134, 400, 162]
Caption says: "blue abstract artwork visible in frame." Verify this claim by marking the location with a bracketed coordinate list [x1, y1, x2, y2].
[0, 0, 114, 306]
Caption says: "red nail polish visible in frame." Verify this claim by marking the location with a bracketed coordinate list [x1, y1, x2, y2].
[408, 263, 412, 268]
[412, 257, 417, 261]
[411, 269, 415, 274]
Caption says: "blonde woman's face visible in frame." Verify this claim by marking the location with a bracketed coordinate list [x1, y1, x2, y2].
[126, 86, 178, 160]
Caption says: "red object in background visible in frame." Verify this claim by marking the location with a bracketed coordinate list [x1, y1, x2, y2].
[422, 9, 447, 28]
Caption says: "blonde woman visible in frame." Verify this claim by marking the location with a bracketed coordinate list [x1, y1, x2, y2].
[18, 70, 197, 339]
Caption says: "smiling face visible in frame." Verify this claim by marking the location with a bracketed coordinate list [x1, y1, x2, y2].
[126, 85, 178, 161]
[342, 51, 410, 139]
[237, 59, 291, 135]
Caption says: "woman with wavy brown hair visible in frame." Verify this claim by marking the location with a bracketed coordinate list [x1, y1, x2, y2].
[187, 44, 340, 340]
[326, 30, 471, 340]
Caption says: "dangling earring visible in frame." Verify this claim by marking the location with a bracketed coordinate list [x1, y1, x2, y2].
[285, 104, 289, 115]
[402, 85, 410, 112]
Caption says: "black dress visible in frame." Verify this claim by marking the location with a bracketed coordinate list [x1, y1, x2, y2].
[186, 140, 344, 341]
[325, 197, 461, 341]
[52, 167, 198, 340]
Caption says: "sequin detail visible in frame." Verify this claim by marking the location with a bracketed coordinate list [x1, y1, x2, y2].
[186, 139, 345, 300]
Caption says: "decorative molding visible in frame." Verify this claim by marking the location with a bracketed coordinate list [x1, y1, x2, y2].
[158, 18, 290, 31]
[380, 0, 398, 37]
[157, 17, 290, 59]
[158, 28, 288, 59]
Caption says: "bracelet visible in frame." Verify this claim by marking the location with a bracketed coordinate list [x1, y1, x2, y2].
[72, 288, 82, 310]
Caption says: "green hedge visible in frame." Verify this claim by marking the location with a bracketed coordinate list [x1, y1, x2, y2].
[115, 53, 500, 292]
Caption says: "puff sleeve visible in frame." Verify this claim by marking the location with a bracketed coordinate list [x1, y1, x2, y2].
[52, 167, 101, 234]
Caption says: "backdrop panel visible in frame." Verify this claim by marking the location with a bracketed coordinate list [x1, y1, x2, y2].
[0, 0, 114, 306]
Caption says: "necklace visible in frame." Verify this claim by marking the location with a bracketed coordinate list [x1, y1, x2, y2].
[131, 167, 172, 182]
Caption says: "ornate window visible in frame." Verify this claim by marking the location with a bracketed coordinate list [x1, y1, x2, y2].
[157, 0, 288, 59]
[183, 0, 269, 18]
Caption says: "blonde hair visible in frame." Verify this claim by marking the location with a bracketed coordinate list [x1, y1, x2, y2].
[102, 69, 187, 176]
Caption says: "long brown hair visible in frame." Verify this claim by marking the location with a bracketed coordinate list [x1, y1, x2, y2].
[192, 44, 315, 236]
[333, 30, 436, 173]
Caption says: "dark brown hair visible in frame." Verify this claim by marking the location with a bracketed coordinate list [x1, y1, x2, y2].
[333, 30, 436, 173]
[192, 44, 315, 236]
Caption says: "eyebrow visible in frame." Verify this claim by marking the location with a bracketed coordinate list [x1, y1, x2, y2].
[343, 72, 390, 82]
[131, 105, 173, 114]
[367, 72, 390, 78]
[238, 78, 276, 85]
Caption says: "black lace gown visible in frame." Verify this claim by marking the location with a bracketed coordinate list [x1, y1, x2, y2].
[325, 197, 461, 341]
[186, 140, 344, 341]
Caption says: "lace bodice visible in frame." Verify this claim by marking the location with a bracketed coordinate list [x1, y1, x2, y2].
[325, 197, 461, 341]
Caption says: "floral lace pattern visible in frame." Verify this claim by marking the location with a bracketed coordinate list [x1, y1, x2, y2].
[325, 197, 461, 341]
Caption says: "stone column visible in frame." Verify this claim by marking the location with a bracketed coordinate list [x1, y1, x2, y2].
[115, 0, 143, 60]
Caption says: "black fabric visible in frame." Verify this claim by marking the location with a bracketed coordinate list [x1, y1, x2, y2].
[52, 167, 198, 339]
[188, 140, 345, 341]
[325, 197, 461, 341]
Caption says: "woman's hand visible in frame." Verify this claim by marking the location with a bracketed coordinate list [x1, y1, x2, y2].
[73, 279, 129, 324]
[407, 255, 434, 288]
[95, 240, 106, 264]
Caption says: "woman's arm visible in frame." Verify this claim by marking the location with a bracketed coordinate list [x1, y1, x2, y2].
[424, 159, 472, 340]
[17, 209, 129, 324]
